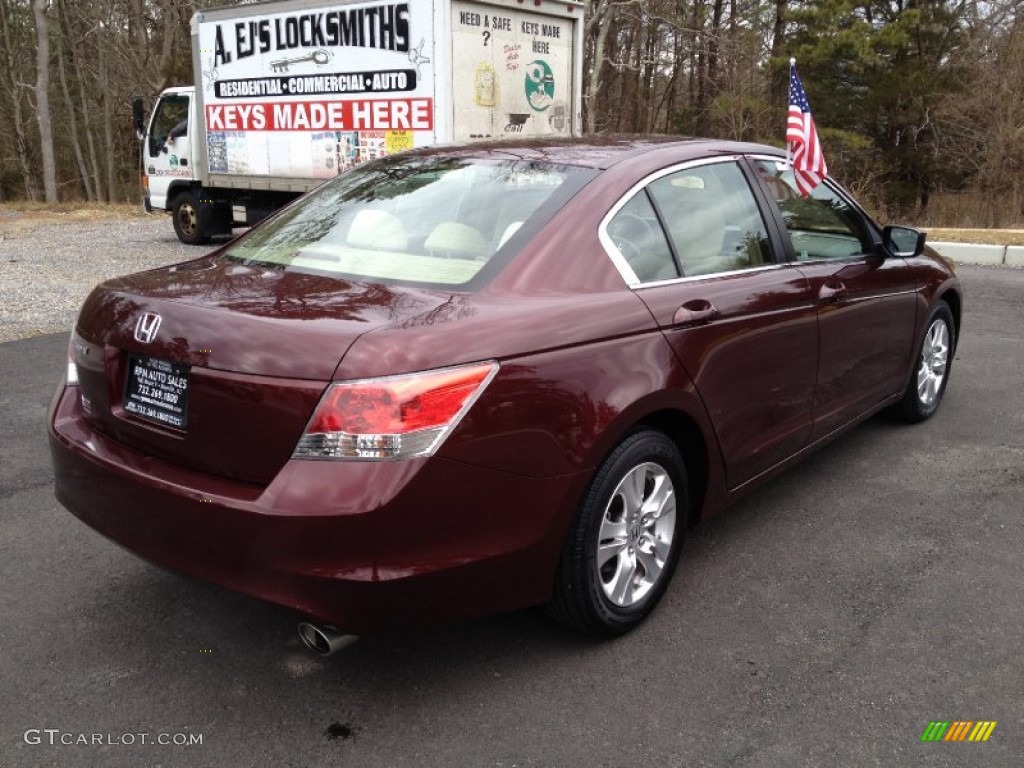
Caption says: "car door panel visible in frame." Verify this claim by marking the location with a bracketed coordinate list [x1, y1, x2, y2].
[602, 159, 820, 489]
[638, 269, 818, 488]
[746, 157, 920, 441]
[797, 257, 918, 439]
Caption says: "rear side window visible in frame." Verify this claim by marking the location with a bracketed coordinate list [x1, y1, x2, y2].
[605, 192, 680, 282]
[647, 162, 772, 276]
[224, 157, 596, 288]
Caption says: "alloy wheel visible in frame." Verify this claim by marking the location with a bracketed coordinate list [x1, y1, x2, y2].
[916, 318, 950, 406]
[596, 462, 677, 607]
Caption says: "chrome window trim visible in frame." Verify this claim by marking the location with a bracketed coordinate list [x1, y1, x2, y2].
[632, 261, 795, 290]
[598, 154, 755, 289]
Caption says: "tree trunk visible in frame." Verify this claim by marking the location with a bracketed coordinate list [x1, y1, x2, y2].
[55, 6, 94, 201]
[33, 0, 57, 202]
[153, 0, 180, 93]
[584, 2, 613, 133]
[58, 0, 104, 201]
[641, 17, 657, 132]
[98, 7, 117, 202]
[769, 0, 788, 106]
[0, 0, 39, 199]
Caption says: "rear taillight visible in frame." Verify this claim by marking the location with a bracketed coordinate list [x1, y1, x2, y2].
[293, 362, 499, 461]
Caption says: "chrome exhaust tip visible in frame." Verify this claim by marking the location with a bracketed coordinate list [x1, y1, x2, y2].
[297, 622, 359, 656]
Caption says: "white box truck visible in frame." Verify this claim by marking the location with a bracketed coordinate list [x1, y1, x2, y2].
[134, 0, 585, 244]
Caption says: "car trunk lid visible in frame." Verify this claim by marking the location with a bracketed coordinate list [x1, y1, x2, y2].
[71, 256, 456, 485]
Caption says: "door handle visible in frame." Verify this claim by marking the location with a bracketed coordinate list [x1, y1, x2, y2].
[672, 300, 718, 326]
[818, 280, 847, 302]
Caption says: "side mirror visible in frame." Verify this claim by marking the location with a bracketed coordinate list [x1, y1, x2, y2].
[132, 98, 145, 141]
[882, 225, 926, 258]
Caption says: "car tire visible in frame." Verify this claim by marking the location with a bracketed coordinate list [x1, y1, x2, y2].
[547, 429, 687, 637]
[172, 191, 210, 245]
[894, 302, 955, 423]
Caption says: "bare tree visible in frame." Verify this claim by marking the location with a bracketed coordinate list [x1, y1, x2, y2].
[583, 0, 617, 132]
[0, 0, 39, 199]
[32, 0, 56, 201]
[55, 12, 94, 200]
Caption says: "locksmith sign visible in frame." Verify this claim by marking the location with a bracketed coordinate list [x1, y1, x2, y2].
[195, 0, 437, 176]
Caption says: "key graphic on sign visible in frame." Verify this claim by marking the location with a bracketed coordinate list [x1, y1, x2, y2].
[270, 49, 331, 73]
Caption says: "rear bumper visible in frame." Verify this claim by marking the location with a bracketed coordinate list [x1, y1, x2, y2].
[48, 386, 586, 633]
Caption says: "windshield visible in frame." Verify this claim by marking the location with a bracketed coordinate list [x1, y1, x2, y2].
[224, 155, 597, 288]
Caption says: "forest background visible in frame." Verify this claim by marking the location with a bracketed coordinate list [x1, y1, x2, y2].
[1, 0, 1022, 227]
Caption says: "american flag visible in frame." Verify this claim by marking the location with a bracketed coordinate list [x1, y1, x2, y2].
[786, 60, 828, 196]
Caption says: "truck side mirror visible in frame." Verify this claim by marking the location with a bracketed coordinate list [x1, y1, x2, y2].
[132, 98, 145, 141]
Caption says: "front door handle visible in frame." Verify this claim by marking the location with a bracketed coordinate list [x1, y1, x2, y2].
[672, 300, 718, 326]
[818, 280, 847, 302]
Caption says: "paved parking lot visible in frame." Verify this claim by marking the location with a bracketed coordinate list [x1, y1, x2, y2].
[0, 265, 1021, 767]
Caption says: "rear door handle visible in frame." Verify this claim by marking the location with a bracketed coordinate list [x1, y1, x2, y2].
[818, 280, 847, 302]
[672, 300, 718, 326]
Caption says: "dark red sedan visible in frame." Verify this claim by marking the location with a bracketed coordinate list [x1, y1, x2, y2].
[49, 138, 961, 649]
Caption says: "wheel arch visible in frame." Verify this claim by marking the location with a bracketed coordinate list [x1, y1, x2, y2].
[937, 287, 962, 351]
[165, 180, 199, 211]
[635, 409, 710, 528]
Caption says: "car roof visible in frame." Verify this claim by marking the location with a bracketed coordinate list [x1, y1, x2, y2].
[400, 135, 785, 171]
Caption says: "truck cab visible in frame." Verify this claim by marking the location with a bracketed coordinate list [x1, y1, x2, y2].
[140, 86, 240, 245]
[142, 88, 196, 214]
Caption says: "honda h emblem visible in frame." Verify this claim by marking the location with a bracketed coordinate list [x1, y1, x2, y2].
[134, 312, 162, 344]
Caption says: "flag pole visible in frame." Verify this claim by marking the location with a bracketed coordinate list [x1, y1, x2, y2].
[786, 57, 796, 171]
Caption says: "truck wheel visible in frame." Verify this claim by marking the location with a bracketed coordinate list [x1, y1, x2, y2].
[172, 192, 210, 245]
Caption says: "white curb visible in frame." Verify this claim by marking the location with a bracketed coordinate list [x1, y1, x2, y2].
[1004, 246, 1024, 267]
[928, 241, 1006, 266]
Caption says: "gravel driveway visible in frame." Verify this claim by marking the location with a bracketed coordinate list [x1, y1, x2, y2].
[0, 212, 228, 343]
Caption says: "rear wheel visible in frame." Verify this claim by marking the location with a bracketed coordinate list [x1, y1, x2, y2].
[894, 302, 955, 422]
[171, 191, 210, 245]
[547, 430, 687, 636]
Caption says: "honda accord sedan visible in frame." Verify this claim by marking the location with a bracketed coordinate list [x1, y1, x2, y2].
[49, 137, 961, 643]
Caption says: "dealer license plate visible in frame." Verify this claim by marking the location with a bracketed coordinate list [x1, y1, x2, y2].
[124, 355, 190, 430]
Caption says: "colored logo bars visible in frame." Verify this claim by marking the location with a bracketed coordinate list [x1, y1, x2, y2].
[921, 721, 997, 742]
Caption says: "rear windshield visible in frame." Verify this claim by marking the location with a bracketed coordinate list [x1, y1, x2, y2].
[223, 155, 597, 288]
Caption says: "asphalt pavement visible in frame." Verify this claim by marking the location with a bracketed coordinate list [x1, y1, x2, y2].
[0, 265, 1021, 768]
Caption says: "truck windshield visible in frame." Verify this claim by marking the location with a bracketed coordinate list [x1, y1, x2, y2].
[223, 155, 596, 288]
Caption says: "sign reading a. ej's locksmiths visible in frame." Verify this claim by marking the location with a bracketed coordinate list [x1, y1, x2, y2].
[197, 1, 436, 178]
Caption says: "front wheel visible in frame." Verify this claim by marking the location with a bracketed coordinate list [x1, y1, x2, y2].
[171, 191, 210, 245]
[547, 430, 688, 637]
[894, 302, 955, 422]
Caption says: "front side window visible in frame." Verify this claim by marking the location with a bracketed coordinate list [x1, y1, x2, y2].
[223, 156, 596, 288]
[752, 159, 874, 261]
[149, 94, 189, 158]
